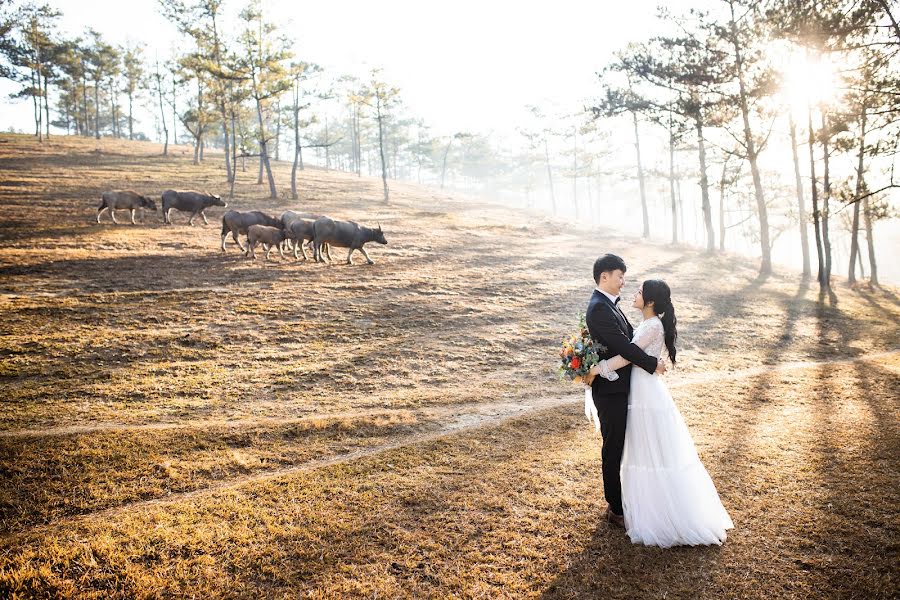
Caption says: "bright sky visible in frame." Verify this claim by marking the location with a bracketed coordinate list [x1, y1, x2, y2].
[0, 0, 690, 137]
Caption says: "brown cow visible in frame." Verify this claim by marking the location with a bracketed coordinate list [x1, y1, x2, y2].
[247, 224, 288, 260]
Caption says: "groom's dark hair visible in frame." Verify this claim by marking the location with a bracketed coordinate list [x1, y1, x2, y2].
[593, 254, 627, 283]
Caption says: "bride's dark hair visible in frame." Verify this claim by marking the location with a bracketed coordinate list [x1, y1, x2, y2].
[642, 279, 677, 364]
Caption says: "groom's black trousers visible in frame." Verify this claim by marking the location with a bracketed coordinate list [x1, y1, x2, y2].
[594, 390, 628, 516]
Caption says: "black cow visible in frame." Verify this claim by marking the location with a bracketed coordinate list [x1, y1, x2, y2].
[161, 190, 226, 225]
[221, 210, 282, 252]
[97, 190, 156, 224]
[312, 217, 387, 265]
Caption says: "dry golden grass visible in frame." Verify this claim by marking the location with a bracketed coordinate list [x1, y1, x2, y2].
[0, 134, 898, 598]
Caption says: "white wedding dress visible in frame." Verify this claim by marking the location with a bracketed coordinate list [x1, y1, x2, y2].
[621, 316, 734, 547]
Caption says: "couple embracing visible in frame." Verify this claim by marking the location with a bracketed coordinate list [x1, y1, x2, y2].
[584, 253, 733, 548]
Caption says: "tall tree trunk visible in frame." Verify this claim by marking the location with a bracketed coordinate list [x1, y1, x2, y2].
[254, 94, 277, 199]
[849, 202, 862, 285]
[586, 169, 593, 222]
[377, 98, 389, 203]
[325, 115, 330, 171]
[229, 110, 237, 199]
[789, 111, 811, 279]
[64, 97, 71, 134]
[43, 69, 50, 139]
[348, 106, 357, 175]
[876, 0, 900, 41]
[127, 89, 134, 140]
[81, 62, 90, 138]
[94, 79, 100, 139]
[222, 111, 233, 182]
[821, 113, 833, 288]
[669, 116, 677, 244]
[291, 95, 300, 200]
[193, 79, 202, 165]
[31, 66, 41, 139]
[68, 94, 77, 135]
[632, 109, 649, 238]
[807, 107, 825, 287]
[544, 137, 556, 214]
[354, 106, 361, 177]
[257, 141, 264, 184]
[573, 125, 579, 220]
[440, 138, 453, 191]
[676, 177, 684, 242]
[696, 117, 714, 251]
[155, 61, 168, 156]
[729, 0, 771, 274]
[209, 11, 233, 185]
[171, 75, 177, 145]
[849, 105, 867, 284]
[36, 42, 44, 141]
[862, 196, 878, 285]
[109, 79, 118, 138]
[718, 161, 727, 251]
[274, 98, 281, 162]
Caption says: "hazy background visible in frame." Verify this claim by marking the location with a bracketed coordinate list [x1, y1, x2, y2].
[1, 0, 897, 283]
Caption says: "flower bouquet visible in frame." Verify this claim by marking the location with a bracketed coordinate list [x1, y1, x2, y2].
[558, 314, 607, 431]
[557, 314, 605, 384]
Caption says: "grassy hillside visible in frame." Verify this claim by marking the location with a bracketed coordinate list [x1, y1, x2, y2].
[0, 134, 897, 598]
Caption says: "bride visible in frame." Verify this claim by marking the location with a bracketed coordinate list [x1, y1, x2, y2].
[586, 279, 733, 548]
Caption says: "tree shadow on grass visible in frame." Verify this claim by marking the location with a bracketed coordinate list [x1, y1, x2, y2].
[538, 277, 845, 598]
[801, 359, 900, 598]
[0, 249, 339, 294]
[849, 283, 900, 315]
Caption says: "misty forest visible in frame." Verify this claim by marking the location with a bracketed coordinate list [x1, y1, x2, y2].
[0, 0, 898, 598]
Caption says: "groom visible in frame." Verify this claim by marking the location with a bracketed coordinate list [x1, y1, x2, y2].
[585, 253, 666, 527]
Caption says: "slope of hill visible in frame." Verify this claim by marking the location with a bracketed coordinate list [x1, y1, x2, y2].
[0, 134, 897, 598]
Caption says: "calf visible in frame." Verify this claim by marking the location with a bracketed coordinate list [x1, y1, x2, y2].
[247, 224, 288, 260]
[312, 217, 387, 265]
[221, 210, 282, 252]
[161, 190, 227, 225]
[97, 190, 156, 224]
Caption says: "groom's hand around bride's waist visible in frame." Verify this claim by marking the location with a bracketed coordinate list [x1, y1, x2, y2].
[655, 358, 668, 375]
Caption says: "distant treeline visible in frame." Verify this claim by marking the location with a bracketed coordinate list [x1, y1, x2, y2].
[1, 0, 898, 288]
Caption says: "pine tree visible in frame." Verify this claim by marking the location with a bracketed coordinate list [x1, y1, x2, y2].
[361, 69, 401, 203]
[235, 0, 293, 200]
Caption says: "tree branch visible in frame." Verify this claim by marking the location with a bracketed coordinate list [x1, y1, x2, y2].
[876, 0, 900, 43]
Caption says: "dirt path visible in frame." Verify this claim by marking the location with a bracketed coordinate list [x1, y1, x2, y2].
[4, 349, 895, 546]
[0, 394, 572, 545]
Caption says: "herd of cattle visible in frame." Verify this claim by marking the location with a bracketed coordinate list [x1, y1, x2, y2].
[96, 189, 388, 265]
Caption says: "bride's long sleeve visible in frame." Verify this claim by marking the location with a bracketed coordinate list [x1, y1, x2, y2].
[597, 319, 663, 380]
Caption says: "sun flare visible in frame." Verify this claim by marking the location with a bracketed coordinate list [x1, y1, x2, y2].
[781, 51, 841, 114]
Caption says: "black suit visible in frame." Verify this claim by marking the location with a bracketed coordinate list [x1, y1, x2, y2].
[585, 289, 658, 516]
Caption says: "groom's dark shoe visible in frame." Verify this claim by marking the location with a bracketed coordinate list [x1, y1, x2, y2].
[605, 507, 625, 528]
